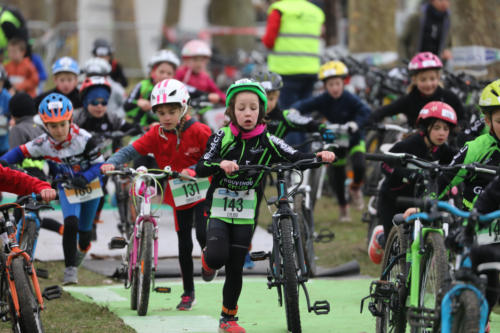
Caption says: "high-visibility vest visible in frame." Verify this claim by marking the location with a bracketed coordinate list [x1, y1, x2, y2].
[267, 0, 324, 75]
[0, 6, 22, 50]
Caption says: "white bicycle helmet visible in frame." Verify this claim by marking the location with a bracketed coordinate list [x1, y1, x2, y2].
[82, 57, 112, 76]
[181, 40, 212, 58]
[150, 79, 190, 118]
[147, 49, 180, 71]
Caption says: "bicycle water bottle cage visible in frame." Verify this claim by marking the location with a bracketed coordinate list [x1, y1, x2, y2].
[407, 306, 438, 329]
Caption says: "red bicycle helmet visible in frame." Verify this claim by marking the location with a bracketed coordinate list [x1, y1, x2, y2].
[408, 52, 443, 75]
[416, 101, 457, 127]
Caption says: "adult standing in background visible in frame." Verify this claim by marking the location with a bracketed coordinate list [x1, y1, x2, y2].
[399, 0, 452, 62]
[262, 0, 325, 146]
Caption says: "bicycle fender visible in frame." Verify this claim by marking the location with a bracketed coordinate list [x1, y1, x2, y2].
[441, 284, 488, 332]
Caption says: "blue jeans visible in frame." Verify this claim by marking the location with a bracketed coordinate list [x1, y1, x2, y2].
[279, 74, 317, 149]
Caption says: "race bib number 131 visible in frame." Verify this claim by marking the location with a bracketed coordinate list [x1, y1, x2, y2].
[169, 177, 210, 207]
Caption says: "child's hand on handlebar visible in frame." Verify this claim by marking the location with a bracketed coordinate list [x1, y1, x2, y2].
[403, 207, 418, 219]
[220, 160, 239, 175]
[40, 188, 57, 202]
[101, 164, 115, 174]
[137, 98, 151, 111]
[316, 151, 335, 163]
[208, 93, 220, 104]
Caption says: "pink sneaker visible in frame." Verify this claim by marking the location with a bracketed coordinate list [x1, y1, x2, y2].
[368, 225, 384, 264]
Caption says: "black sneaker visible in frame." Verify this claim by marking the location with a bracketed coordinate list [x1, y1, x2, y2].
[176, 292, 196, 311]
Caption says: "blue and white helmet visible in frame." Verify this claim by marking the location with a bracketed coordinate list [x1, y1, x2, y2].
[52, 57, 80, 75]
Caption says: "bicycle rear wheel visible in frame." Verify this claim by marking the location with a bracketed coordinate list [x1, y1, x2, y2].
[376, 226, 408, 333]
[11, 257, 44, 333]
[418, 232, 448, 332]
[450, 289, 480, 333]
[136, 221, 153, 316]
[280, 217, 301, 333]
[294, 193, 316, 277]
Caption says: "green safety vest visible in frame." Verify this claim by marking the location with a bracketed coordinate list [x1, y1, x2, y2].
[0, 7, 22, 50]
[267, 0, 324, 75]
[126, 79, 157, 126]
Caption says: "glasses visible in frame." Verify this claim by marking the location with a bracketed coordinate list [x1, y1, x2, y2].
[90, 99, 108, 106]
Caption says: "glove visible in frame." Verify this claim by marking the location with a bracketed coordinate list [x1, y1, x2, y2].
[345, 121, 359, 134]
[71, 175, 89, 189]
[322, 129, 335, 143]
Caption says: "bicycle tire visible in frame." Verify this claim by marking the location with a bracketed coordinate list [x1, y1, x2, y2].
[126, 196, 138, 238]
[376, 226, 408, 333]
[136, 221, 153, 316]
[19, 217, 38, 259]
[363, 131, 382, 195]
[450, 289, 481, 333]
[11, 257, 44, 333]
[129, 240, 138, 311]
[280, 217, 301, 333]
[418, 232, 449, 333]
[294, 193, 316, 277]
[308, 166, 322, 210]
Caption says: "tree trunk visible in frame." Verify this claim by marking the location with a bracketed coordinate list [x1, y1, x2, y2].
[324, 0, 341, 46]
[208, 0, 256, 57]
[112, 0, 140, 71]
[451, 0, 500, 79]
[348, 0, 397, 53]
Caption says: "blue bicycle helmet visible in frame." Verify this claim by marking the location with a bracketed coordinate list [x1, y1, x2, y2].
[52, 57, 80, 75]
[38, 93, 73, 123]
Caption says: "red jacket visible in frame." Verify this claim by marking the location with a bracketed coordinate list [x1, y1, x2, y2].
[175, 66, 226, 102]
[132, 116, 212, 215]
[0, 164, 51, 195]
[5, 58, 39, 98]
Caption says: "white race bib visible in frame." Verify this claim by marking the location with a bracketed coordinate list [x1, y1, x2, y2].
[64, 178, 103, 204]
[211, 188, 255, 219]
[169, 177, 210, 207]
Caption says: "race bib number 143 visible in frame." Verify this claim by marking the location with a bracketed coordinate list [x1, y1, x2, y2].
[211, 188, 255, 219]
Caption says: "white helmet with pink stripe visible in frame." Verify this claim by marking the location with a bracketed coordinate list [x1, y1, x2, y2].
[150, 79, 190, 117]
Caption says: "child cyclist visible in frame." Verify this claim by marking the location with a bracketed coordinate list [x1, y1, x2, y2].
[1, 93, 104, 285]
[101, 78, 212, 311]
[196, 79, 335, 332]
[35, 57, 82, 110]
[292, 60, 370, 221]
[369, 51, 464, 128]
[368, 101, 457, 264]
[0, 162, 56, 201]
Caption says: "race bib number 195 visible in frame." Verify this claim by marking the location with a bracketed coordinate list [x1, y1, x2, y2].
[211, 188, 255, 219]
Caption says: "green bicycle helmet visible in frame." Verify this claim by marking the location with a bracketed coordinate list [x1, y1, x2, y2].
[479, 79, 500, 114]
[251, 71, 283, 92]
[226, 78, 268, 112]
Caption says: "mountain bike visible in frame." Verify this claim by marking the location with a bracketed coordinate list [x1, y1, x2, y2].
[0, 196, 61, 333]
[245, 158, 331, 333]
[360, 153, 497, 333]
[107, 166, 196, 316]
[402, 199, 500, 333]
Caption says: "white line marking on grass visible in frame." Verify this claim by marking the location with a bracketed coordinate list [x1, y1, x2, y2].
[64, 286, 127, 302]
[122, 315, 218, 333]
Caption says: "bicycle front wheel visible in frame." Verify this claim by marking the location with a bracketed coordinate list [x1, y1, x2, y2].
[418, 232, 449, 332]
[376, 226, 408, 333]
[281, 217, 301, 333]
[11, 257, 44, 333]
[450, 289, 480, 333]
[18, 217, 38, 259]
[294, 193, 316, 277]
[136, 221, 153, 316]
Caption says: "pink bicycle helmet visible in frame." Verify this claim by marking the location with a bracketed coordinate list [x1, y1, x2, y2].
[416, 101, 457, 127]
[408, 52, 443, 74]
[181, 40, 212, 58]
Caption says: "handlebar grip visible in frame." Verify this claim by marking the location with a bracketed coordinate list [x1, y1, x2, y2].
[396, 197, 433, 209]
[365, 153, 402, 164]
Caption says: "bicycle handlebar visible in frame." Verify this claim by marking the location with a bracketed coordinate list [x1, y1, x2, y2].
[106, 166, 197, 182]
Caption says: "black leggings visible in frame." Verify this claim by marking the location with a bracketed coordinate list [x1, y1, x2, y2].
[204, 218, 253, 310]
[176, 201, 207, 293]
[327, 151, 365, 206]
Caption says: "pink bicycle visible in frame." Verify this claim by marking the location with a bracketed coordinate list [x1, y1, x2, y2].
[107, 166, 195, 316]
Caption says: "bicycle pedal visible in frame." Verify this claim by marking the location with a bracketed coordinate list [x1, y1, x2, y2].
[250, 251, 269, 261]
[312, 300, 330, 315]
[109, 236, 127, 249]
[154, 286, 171, 293]
[42, 285, 62, 300]
[36, 268, 49, 279]
[314, 228, 335, 243]
[111, 266, 128, 280]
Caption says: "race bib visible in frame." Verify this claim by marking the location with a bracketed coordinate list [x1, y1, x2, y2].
[211, 188, 255, 219]
[169, 177, 210, 207]
[64, 178, 103, 204]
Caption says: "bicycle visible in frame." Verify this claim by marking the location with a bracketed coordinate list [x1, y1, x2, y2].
[399, 199, 500, 333]
[244, 158, 331, 333]
[360, 152, 497, 332]
[107, 166, 196, 316]
[0, 196, 62, 333]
